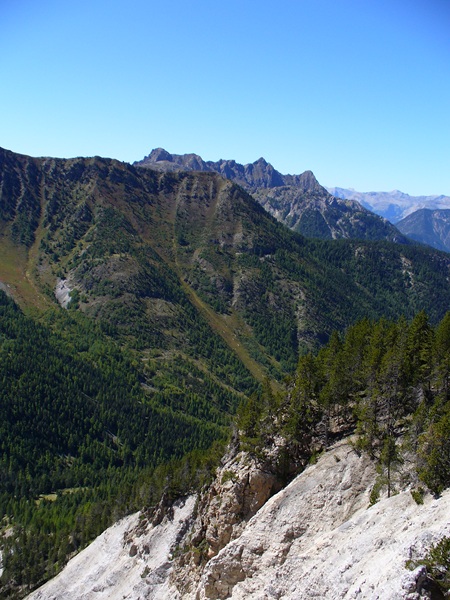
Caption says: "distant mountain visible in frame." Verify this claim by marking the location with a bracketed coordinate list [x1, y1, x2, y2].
[327, 186, 450, 223]
[136, 150, 408, 243]
[396, 208, 450, 253]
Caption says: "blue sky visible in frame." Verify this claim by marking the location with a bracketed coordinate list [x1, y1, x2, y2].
[1, 0, 449, 195]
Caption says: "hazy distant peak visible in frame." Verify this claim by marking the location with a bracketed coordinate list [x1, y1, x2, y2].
[326, 186, 450, 223]
[396, 207, 450, 252]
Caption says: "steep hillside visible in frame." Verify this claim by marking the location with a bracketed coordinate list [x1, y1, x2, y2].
[2, 146, 450, 596]
[328, 186, 450, 223]
[136, 149, 407, 242]
[26, 442, 450, 600]
[2, 147, 450, 377]
[397, 208, 450, 252]
[27, 310, 450, 599]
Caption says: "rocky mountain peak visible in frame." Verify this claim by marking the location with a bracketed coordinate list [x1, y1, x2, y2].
[273, 169, 326, 197]
[146, 147, 174, 162]
[301, 169, 318, 184]
[138, 148, 212, 173]
[242, 158, 284, 189]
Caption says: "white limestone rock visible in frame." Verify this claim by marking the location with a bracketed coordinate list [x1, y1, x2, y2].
[26, 496, 196, 600]
[196, 441, 449, 600]
[54, 279, 73, 308]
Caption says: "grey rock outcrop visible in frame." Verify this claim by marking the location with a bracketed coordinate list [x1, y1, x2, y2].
[169, 446, 281, 596]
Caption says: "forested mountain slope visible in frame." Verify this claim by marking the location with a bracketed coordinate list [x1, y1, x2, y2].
[2, 147, 450, 376]
[1, 146, 450, 597]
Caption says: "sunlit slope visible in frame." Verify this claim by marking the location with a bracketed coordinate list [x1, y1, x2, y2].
[1, 147, 450, 381]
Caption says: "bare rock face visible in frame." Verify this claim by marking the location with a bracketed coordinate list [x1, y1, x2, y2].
[195, 442, 450, 600]
[196, 441, 376, 599]
[26, 496, 197, 600]
[54, 278, 73, 308]
[170, 446, 280, 596]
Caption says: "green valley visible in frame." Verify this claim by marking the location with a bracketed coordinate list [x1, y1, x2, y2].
[1, 146, 450, 596]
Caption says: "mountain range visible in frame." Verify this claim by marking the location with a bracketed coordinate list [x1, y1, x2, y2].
[138, 149, 450, 253]
[1, 145, 450, 597]
[136, 149, 408, 244]
[2, 146, 450, 376]
[328, 186, 450, 223]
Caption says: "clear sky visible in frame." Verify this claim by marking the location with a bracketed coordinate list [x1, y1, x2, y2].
[1, 0, 449, 195]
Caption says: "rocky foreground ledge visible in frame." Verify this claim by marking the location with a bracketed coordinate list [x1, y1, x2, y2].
[27, 440, 450, 600]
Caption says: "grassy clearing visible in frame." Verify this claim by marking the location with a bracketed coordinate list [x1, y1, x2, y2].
[0, 188, 56, 315]
[0, 237, 46, 309]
